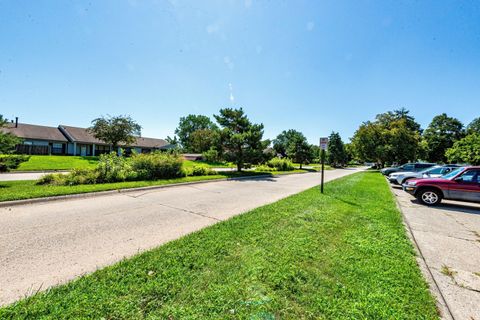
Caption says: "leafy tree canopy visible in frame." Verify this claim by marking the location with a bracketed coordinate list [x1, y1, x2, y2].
[466, 117, 480, 135]
[88, 115, 141, 152]
[273, 129, 304, 157]
[174, 115, 218, 151]
[285, 131, 311, 168]
[423, 113, 464, 162]
[446, 133, 480, 165]
[190, 129, 220, 154]
[351, 109, 422, 166]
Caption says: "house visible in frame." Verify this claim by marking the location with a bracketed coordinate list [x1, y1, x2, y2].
[2, 118, 172, 156]
[2, 119, 69, 155]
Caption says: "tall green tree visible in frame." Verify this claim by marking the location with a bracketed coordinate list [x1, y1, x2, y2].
[466, 117, 480, 135]
[446, 133, 480, 165]
[0, 115, 22, 154]
[88, 115, 141, 154]
[174, 115, 218, 151]
[351, 109, 422, 166]
[273, 129, 303, 157]
[327, 132, 346, 167]
[214, 108, 264, 172]
[189, 129, 220, 153]
[423, 113, 464, 162]
[351, 121, 388, 166]
[285, 132, 312, 169]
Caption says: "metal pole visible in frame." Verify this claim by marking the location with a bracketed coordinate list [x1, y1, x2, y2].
[321, 149, 325, 193]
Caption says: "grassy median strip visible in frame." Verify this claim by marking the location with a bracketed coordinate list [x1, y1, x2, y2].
[0, 172, 437, 319]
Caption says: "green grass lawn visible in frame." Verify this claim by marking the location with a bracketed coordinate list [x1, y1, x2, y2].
[14, 155, 99, 171]
[0, 172, 438, 319]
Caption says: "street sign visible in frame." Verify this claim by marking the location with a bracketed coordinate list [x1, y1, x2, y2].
[320, 137, 329, 150]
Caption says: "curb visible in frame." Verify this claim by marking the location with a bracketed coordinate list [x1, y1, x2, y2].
[387, 183, 455, 320]
[0, 173, 296, 208]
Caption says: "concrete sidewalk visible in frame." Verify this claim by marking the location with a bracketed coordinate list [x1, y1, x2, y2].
[391, 186, 480, 320]
[0, 171, 68, 181]
[0, 168, 361, 306]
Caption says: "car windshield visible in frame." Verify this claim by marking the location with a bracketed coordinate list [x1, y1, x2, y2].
[441, 167, 465, 179]
[420, 166, 440, 174]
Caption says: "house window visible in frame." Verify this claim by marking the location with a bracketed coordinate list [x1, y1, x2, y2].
[52, 143, 63, 154]
[95, 145, 111, 155]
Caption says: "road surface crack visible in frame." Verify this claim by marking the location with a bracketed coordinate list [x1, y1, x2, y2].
[155, 203, 221, 222]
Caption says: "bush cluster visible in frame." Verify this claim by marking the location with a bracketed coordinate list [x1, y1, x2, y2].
[37, 152, 187, 186]
[0, 155, 30, 172]
[202, 148, 221, 163]
[265, 158, 295, 171]
[131, 152, 184, 180]
[186, 165, 216, 176]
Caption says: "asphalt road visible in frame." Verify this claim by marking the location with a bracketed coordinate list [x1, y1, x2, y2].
[391, 185, 480, 320]
[0, 168, 361, 306]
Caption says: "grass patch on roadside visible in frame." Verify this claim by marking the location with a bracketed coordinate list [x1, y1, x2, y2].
[293, 163, 333, 170]
[183, 160, 235, 168]
[0, 171, 271, 202]
[14, 155, 99, 171]
[0, 172, 438, 319]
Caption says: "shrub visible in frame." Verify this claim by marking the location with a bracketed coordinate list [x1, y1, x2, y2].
[187, 165, 216, 176]
[266, 158, 295, 171]
[131, 152, 185, 180]
[63, 169, 99, 186]
[202, 148, 221, 163]
[96, 152, 135, 183]
[255, 164, 276, 172]
[36, 173, 65, 185]
[0, 155, 30, 172]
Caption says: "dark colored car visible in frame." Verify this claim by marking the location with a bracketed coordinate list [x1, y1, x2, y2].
[402, 166, 480, 205]
[381, 162, 436, 176]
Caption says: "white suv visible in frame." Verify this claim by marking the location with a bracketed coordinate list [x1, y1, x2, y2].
[389, 165, 458, 185]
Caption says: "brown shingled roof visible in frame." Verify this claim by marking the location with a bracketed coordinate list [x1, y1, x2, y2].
[2, 123, 68, 142]
[60, 125, 169, 148]
[133, 136, 170, 149]
[59, 125, 106, 144]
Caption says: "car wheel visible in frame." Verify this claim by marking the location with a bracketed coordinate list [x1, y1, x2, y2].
[417, 189, 442, 206]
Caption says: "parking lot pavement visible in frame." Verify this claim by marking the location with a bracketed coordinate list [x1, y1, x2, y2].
[390, 185, 480, 320]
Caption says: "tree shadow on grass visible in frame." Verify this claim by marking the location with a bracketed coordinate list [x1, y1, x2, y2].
[325, 193, 361, 207]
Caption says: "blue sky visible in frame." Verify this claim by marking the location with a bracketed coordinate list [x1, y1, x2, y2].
[1, 0, 479, 144]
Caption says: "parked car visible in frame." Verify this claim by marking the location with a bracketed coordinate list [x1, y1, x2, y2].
[381, 162, 435, 176]
[402, 166, 480, 205]
[388, 165, 459, 185]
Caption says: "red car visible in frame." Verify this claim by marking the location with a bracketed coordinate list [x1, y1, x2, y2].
[402, 166, 480, 206]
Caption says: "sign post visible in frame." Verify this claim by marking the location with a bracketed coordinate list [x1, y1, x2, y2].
[319, 137, 329, 193]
